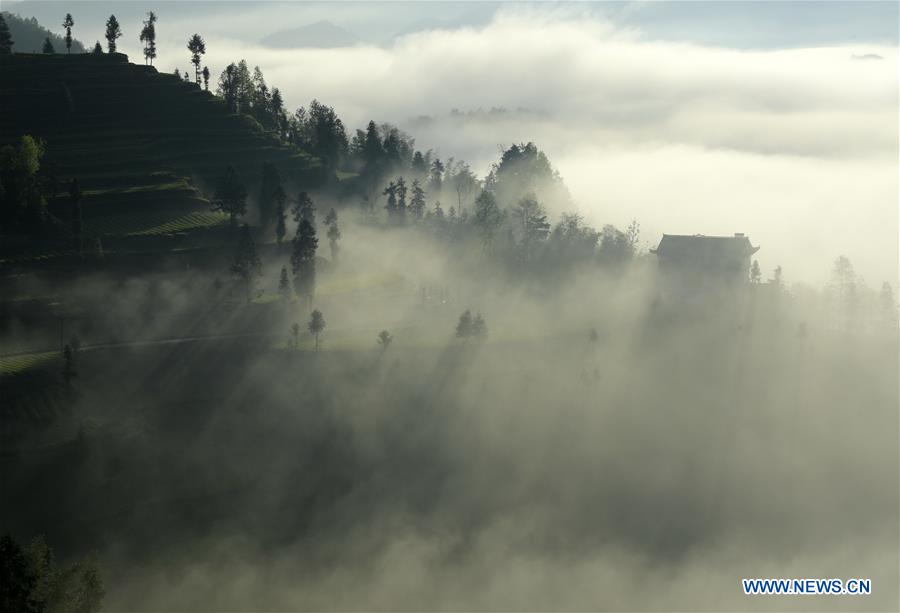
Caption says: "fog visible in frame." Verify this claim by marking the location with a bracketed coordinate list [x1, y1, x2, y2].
[2, 2, 898, 611]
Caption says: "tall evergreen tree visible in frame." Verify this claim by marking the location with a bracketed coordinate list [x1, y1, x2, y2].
[0, 14, 14, 54]
[308, 310, 326, 351]
[396, 177, 407, 220]
[62, 14, 74, 53]
[278, 266, 292, 301]
[409, 179, 426, 220]
[139, 11, 157, 65]
[42, 36, 54, 54]
[231, 223, 262, 302]
[291, 219, 318, 307]
[324, 208, 341, 263]
[473, 190, 503, 250]
[382, 181, 397, 218]
[292, 191, 316, 226]
[92, 41, 102, 54]
[104, 15, 121, 53]
[212, 166, 247, 227]
[274, 190, 287, 247]
[187, 33, 206, 84]
[429, 158, 444, 194]
[202, 66, 210, 90]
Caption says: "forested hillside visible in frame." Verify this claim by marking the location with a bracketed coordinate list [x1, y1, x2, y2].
[1, 11, 86, 54]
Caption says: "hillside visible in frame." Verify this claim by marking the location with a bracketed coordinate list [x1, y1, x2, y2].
[0, 52, 325, 267]
[2, 11, 87, 54]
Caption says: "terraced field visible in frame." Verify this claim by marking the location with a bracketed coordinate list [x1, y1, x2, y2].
[86, 211, 229, 237]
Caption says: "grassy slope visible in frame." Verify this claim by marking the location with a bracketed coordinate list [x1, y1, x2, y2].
[0, 53, 325, 264]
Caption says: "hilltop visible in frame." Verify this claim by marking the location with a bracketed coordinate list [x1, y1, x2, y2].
[0, 52, 325, 267]
[2, 11, 87, 54]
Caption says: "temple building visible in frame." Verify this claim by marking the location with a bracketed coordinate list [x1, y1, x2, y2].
[651, 233, 759, 304]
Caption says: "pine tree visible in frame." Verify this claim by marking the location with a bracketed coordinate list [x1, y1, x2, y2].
[212, 166, 247, 226]
[325, 208, 341, 263]
[308, 310, 326, 351]
[62, 14, 74, 54]
[278, 266, 292, 301]
[139, 11, 157, 65]
[292, 191, 316, 226]
[472, 313, 487, 339]
[92, 41, 102, 54]
[105, 15, 122, 53]
[231, 223, 262, 302]
[456, 310, 473, 339]
[473, 190, 503, 249]
[202, 66, 210, 91]
[396, 177, 407, 220]
[382, 181, 397, 217]
[42, 37, 55, 54]
[291, 219, 318, 307]
[750, 259, 761, 284]
[429, 158, 444, 193]
[409, 179, 426, 220]
[187, 34, 206, 84]
[0, 14, 14, 55]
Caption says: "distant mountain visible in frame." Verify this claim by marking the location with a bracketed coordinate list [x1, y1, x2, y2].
[2, 11, 86, 54]
[261, 20, 360, 49]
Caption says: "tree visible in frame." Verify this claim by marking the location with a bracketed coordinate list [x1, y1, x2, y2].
[409, 179, 427, 220]
[0, 14, 13, 55]
[92, 41, 102, 54]
[187, 34, 206, 85]
[472, 313, 487, 339]
[231, 223, 262, 302]
[429, 158, 444, 194]
[486, 142, 570, 209]
[382, 181, 398, 217]
[274, 193, 287, 247]
[292, 191, 316, 226]
[880, 282, 897, 328]
[104, 15, 121, 54]
[291, 219, 318, 307]
[515, 194, 550, 261]
[308, 309, 326, 351]
[750, 259, 761, 284]
[456, 310, 473, 339]
[325, 208, 341, 263]
[473, 190, 503, 249]
[289, 323, 300, 350]
[212, 166, 247, 226]
[139, 11, 157, 64]
[202, 66, 210, 91]
[42, 36, 54, 54]
[769, 265, 784, 290]
[278, 265, 292, 301]
[625, 219, 640, 253]
[377, 330, 393, 351]
[62, 14, 74, 53]
[69, 178, 83, 253]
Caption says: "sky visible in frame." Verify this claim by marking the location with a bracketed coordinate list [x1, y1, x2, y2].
[7, 0, 899, 285]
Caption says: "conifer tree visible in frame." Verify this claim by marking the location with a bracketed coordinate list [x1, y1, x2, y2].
[105, 15, 122, 53]
[0, 14, 13, 55]
[42, 36, 55, 54]
[308, 310, 326, 351]
[139, 11, 157, 65]
[410, 179, 426, 220]
[231, 223, 262, 302]
[187, 34, 206, 84]
[62, 14, 74, 53]
[324, 208, 341, 263]
[291, 219, 318, 307]
[278, 266, 292, 301]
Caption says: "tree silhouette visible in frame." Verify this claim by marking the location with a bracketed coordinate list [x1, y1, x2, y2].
[308, 309, 326, 351]
[396, 176, 408, 220]
[292, 191, 316, 226]
[473, 190, 503, 250]
[212, 166, 247, 226]
[42, 36, 54, 54]
[429, 158, 444, 194]
[750, 259, 761, 284]
[92, 41, 102, 54]
[231, 223, 262, 302]
[377, 330, 393, 351]
[62, 14, 74, 53]
[278, 265, 292, 301]
[456, 310, 473, 339]
[325, 207, 341, 263]
[104, 15, 121, 53]
[274, 194, 287, 247]
[289, 322, 300, 350]
[472, 313, 488, 339]
[291, 219, 318, 307]
[139, 11, 157, 64]
[0, 15, 13, 55]
[187, 34, 206, 84]
[202, 66, 210, 90]
[382, 181, 397, 217]
[409, 179, 427, 220]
